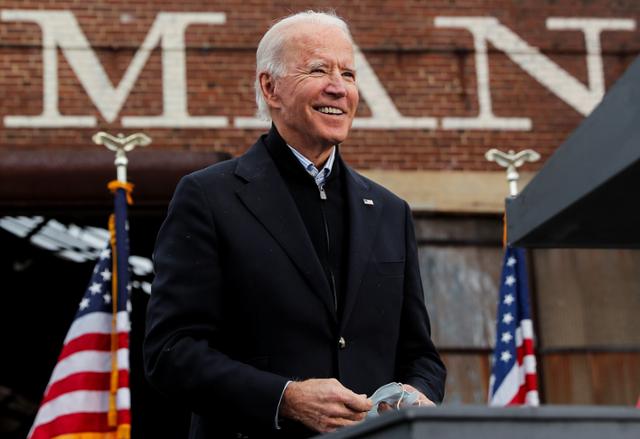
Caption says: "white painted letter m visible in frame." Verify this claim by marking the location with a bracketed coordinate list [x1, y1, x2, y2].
[1, 10, 227, 128]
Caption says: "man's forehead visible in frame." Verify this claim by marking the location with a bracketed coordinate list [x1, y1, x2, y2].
[285, 24, 353, 49]
[283, 25, 355, 65]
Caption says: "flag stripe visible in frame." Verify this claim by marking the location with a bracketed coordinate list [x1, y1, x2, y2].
[508, 386, 540, 406]
[30, 410, 130, 439]
[47, 349, 129, 388]
[525, 390, 540, 406]
[520, 319, 533, 339]
[59, 333, 129, 362]
[490, 363, 520, 405]
[524, 371, 538, 391]
[521, 338, 534, 354]
[64, 312, 130, 344]
[43, 371, 129, 405]
[31, 389, 131, 430]
[52, 432, 125, 439]
[523, 354, 537, 374]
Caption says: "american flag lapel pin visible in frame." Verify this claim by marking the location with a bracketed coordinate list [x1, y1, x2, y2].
[363, 198, 374, 206]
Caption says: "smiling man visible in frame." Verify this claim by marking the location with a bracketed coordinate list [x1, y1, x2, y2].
[144, 10, 446, 439]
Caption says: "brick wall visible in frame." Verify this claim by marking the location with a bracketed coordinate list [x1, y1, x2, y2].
[0, 0, 639, 171]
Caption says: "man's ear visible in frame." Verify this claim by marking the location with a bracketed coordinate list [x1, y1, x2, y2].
[259, 72, 281, 109]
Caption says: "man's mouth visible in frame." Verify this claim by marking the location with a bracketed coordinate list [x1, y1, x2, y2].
[314, 106, 345, 115]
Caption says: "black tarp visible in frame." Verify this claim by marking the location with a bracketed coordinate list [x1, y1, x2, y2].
[507, 55, 640, 248]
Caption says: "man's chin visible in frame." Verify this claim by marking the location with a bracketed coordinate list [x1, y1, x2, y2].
[320, 128, 351, 147]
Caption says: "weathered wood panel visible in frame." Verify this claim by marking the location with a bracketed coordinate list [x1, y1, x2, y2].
[543, 352, 640, 405]
[532, 249, 640, 348]
[418, 246, 503, 348]
[439, 352, 491, 404]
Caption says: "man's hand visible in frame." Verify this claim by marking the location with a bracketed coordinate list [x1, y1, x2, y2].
[402, 384, 435, 407]
[280, 378, 372, 433]
[375, 384, 435, 414]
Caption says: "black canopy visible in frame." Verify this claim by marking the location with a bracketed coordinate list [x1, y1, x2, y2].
[507, 56, 640, 248]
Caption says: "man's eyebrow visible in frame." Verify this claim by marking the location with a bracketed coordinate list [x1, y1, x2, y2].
[307, 60, 327, 70]
[305, 60, 356, 73]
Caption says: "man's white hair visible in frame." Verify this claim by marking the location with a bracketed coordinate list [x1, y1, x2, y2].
[254, 10, 353, 121]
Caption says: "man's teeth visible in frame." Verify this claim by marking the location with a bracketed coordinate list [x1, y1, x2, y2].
[317, 106, 344, 115]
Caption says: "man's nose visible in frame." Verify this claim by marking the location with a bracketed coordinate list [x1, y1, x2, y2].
[324, 73, 348, 97]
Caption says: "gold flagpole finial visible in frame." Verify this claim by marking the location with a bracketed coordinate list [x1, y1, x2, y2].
[92, 132, 152, 183]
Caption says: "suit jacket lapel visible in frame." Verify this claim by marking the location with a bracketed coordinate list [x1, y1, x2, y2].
[235, 137, 337, 320]
[341, 165, 383, 329]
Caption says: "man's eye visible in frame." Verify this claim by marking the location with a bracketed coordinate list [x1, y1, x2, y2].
[311, 68, 326, 74]
[343, 71, 356, 80]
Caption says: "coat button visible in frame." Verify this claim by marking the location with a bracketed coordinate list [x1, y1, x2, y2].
[338, 336, 346, 349]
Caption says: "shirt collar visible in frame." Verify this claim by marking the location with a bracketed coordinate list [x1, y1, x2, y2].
[287, 145, 336, 187]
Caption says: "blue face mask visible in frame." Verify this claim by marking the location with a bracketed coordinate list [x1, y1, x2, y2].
[367, 382, 420, 418]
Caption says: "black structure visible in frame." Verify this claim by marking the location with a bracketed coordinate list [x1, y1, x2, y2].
[507, 56, 640, 248]
[321, 406, 640, 439]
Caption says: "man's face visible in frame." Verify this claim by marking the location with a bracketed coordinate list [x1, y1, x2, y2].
[265, 24, 359, 151]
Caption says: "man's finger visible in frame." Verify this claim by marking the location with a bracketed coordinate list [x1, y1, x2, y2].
[341, 405, 369, 421]
[418, 397, 436, 407]
[402, 384, 436, 406]
[323, 402, 367, 421]
[340, 392, 372, 412]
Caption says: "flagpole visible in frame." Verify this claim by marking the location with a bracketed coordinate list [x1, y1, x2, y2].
[485, 148, 541, 407]
[92, 132, 151, 183]
[93, 131, 150, 437]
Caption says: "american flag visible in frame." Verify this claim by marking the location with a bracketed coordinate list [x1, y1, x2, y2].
[489, 246, 539, 406]
[28, 183, 132, 439]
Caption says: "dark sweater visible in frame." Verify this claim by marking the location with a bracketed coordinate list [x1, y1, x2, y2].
[264, 126, 349, 319]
